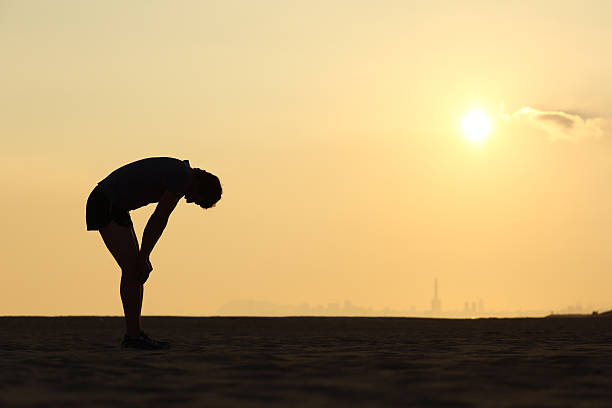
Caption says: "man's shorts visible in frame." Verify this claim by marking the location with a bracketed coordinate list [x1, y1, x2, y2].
[86, 185, 133, 231]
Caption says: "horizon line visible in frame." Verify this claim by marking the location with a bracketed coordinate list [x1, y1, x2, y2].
[0, 314, 598, 319]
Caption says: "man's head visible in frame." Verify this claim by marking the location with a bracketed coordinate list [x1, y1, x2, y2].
[185, 168, 222, 209]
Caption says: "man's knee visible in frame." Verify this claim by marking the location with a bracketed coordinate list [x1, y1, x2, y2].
[121, 264, 142, 283]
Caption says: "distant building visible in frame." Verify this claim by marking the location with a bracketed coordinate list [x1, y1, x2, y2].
[431, 278, 441, 314]
[327, 303, 340, 315]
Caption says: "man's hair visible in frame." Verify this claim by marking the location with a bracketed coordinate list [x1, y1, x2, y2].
[193, 168, 222, 209]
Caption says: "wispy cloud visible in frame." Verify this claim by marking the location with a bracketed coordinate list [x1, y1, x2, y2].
[501, 107, 610, 141]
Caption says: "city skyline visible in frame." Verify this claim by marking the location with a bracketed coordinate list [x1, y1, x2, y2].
[215, 297, 606, 318]
[216, 278, 608, 318]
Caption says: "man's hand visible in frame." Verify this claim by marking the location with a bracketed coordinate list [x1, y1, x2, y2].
[137, 253, 153, 284]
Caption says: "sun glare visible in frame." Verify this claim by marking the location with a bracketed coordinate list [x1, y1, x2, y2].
[462, 109, 492, 143]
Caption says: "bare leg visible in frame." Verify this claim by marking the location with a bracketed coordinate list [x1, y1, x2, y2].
[138, 284, 144, 328]
[99, 221, 142, 338]
[119, 275, 142, 337]
[129, 228, 145, 333]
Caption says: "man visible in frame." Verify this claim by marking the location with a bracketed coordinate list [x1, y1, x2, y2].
[86, 157, 222, 349]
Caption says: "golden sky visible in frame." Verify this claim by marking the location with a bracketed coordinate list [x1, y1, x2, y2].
[2, 1, 612, 315]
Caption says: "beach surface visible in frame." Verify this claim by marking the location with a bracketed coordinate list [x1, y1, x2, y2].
[2, 316, 612, 407]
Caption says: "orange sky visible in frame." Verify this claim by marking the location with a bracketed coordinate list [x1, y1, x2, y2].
[1, 1, 612, 316]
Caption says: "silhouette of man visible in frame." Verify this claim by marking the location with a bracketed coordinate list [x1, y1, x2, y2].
[86, 157, 222, 349]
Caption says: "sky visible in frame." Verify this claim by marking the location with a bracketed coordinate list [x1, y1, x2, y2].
[1, 0, 612, 316]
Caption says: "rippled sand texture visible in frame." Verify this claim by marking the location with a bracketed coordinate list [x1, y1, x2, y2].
[2, 316, 612, 407]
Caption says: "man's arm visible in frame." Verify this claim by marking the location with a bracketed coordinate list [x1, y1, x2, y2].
[140, 191, 182, 259]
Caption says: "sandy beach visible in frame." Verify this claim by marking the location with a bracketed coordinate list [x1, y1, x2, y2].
[2, 316, 612, 407]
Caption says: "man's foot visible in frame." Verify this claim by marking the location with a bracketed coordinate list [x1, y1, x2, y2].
[121, 332, 170, 350]
[139, 331, 171, 348]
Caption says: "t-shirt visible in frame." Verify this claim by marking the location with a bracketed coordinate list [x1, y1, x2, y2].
[98, 157, 192, 211]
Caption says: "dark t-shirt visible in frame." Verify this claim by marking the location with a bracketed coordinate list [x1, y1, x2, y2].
[98, 157, 192, 211]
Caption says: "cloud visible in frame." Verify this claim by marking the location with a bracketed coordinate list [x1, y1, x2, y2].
[502, 107, 610, 141]
[536, 113, 574, 129]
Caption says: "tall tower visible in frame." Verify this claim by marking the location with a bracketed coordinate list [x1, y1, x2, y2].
[431, 278, 441, 314]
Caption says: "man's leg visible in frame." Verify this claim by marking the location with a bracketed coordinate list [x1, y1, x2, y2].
[138, 285, 144, 326]
[99, 221, 142, 338]
[129, 227, 145, 331]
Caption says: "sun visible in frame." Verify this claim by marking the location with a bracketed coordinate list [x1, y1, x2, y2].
[462, 109, 492, 143]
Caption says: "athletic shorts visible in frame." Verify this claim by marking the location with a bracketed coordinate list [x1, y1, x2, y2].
[86, 185, 133, 231]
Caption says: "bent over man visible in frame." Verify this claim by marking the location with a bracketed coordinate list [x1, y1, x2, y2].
[86, 157, 222, 349]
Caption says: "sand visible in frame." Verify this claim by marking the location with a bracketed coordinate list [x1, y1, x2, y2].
[2, 316, 612, 407]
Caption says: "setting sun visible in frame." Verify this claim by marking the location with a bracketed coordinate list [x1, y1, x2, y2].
[462, 109, 492, 143]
